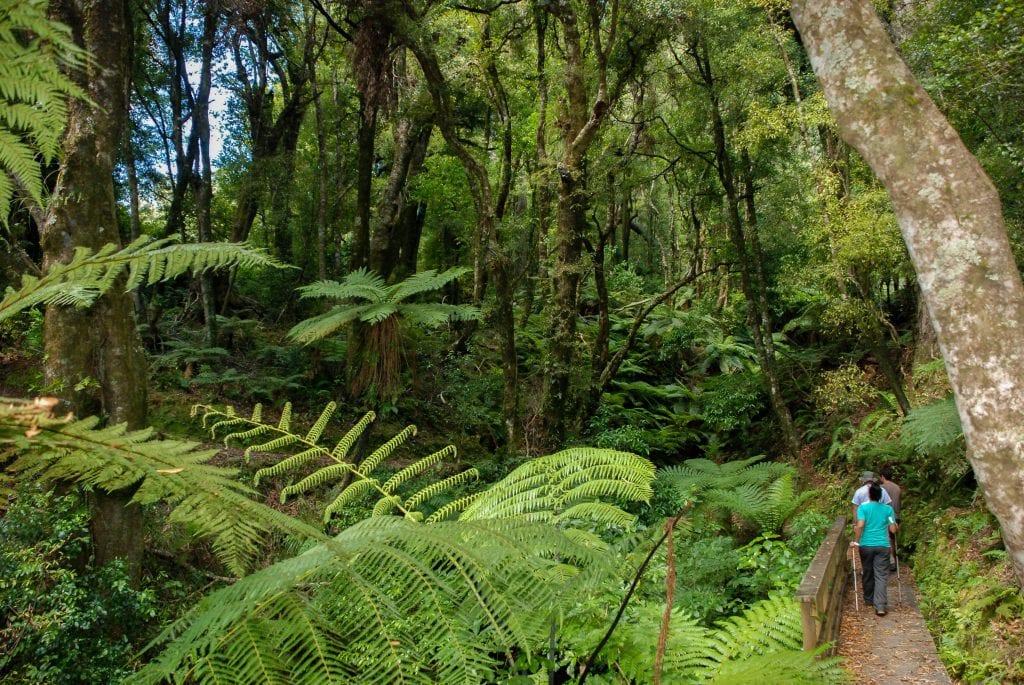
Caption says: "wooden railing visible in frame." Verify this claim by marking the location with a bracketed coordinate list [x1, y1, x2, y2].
[795, 516, 849, 652]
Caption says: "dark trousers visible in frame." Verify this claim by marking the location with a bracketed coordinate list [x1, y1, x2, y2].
[859, 545, 890, 611]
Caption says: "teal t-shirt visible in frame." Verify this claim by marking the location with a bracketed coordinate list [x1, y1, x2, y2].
[857, 501, 896, 547]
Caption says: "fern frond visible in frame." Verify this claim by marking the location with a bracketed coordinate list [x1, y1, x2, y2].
[358, 423, 416, 475]
[380, 444, 453, 492]
[132, 518, 611, 685]
[1, 397, 325, 575]
[284, 464, 356, 505]
[323, 477, 379, 520]
[332, 412, 375, 461]
[404, 469, 480, 511]
[0, 0, 84, 221]
[0, 237, 282, 321]
[425, 491, 484, 523]
[244, 434, 300, 462]
[303, 401, 337, 443]
[902, 396, 963, 455]
[386, 267, 468, 302]
[255, 446, 329, 488]
[459, 448, 655, 527]
[287, 305, 367, 344]
[297, 269, 387, 302]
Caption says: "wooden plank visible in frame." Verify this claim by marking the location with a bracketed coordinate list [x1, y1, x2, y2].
[797, 516, 848, 651]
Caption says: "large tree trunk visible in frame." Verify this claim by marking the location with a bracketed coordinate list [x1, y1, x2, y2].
[793, 0, 1024, 588]
[42, 0, 147, 583]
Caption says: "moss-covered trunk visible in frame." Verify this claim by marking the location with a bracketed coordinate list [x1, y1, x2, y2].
[42, 0, 146, 583]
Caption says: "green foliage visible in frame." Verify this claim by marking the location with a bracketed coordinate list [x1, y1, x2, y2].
[0, 0, 85, 222]
[196, 402, 479, 524]
[814, 364, 877, 416]
[456, 447, 656, 533]
[289, 268, 479, 400]
[662, 456, 809, 536]
[289, 268, 480, 343]
[564, 595, 846, 684]
[0, 236, 282, 322]
[129, 449, 655, 685]
[914, 506, 1024, 683]
[0, 486, 157, 683]
[902, 396, 963, 456]
[1, 397, 325, 576]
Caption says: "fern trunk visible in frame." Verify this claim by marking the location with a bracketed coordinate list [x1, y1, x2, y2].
[793, 0, 1024, 588]
[41, 0, 146, 583]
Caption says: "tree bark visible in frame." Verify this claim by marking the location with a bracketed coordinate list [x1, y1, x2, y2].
[793, 0, 1024, 588]
[43, 0, 147, 583]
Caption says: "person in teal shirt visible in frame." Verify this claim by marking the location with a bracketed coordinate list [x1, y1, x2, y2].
[851, 483, 898, 616]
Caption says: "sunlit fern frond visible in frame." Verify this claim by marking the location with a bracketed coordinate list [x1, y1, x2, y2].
[456, 447, 655, 526]
[1, 397, 325, 576]
[661, 455, 793, 495]
[129, 517, 612, 685]
[358, 424, 416, 475]
[287, 304, 367, 344]
[0, 236, 282, 322]
[297, 268, 387, 302]
[0, 0, 84, 221]
[197, 403, 468, 523]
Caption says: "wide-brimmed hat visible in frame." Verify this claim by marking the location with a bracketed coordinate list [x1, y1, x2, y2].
[859, 471, 875, 483]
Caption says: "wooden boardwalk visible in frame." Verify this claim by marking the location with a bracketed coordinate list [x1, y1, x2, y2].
[836, 561, 952, 684]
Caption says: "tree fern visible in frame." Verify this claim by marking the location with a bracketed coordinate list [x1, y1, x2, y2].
[288, 267, 480, 400]
[455, 447, 656, 525]
[661, 456, 804, 534]
[0, 0, 85, 222]
[901, 396, 963, 455]
[661, 455, 791, 493]
[0, 235, 281, 322]
[129, 517, 613, 685]
[0, 397, 326, 575]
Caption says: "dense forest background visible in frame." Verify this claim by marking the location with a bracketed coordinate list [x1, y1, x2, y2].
[1, 0, 1024, 682]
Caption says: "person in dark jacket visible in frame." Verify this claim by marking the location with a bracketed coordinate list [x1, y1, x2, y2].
[879, 469, 902, 571]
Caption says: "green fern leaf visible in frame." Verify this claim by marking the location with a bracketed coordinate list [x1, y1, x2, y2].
[323, 478, 379, 520]
[404, 468, 480, 511]
[255, 446, 329, 488]
[358, 423, 416, 475]
[333, 412, 376, 461]
[380, 444, 453, 492]
[281, 464, 354, 503]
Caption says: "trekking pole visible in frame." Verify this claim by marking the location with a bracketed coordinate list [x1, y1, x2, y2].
[850, 545, 859, 612]
[894, 533, 903, 606]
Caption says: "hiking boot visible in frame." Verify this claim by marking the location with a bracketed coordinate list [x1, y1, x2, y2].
[875, 609, 887, 617]
[890, 563, 897, 572]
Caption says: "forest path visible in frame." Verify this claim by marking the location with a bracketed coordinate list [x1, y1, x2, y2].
[836, 561, 952, 684]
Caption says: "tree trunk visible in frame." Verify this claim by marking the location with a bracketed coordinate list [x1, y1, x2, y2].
[351, 96, 377, 270]
[793, 0, 1024, 588]
[313, 70, 329, 280]
[191, 4, 218, 346]
[42, 0, 146, 583]
[698, 41, 800, 460]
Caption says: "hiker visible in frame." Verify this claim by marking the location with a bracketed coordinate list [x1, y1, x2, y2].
[851, 482, 898, 616]
[851, 470, 891, 520]
[879, 469, 902, 571]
